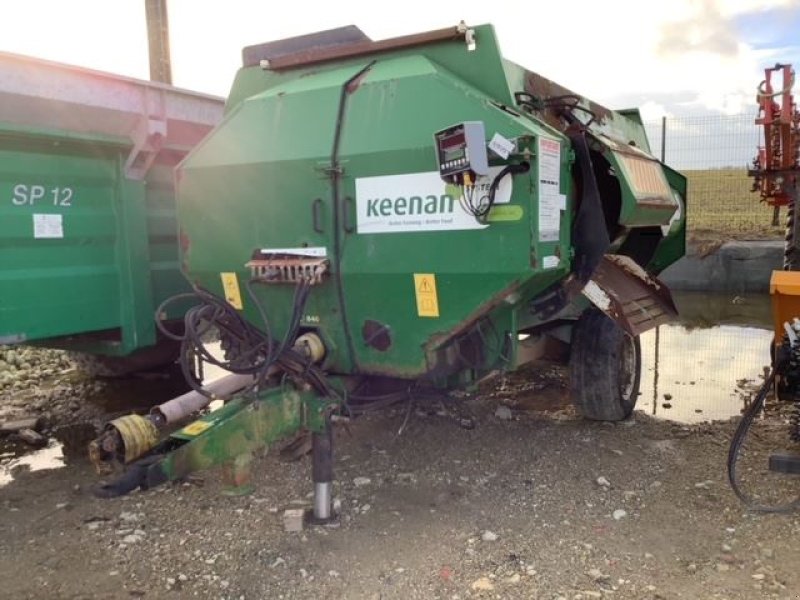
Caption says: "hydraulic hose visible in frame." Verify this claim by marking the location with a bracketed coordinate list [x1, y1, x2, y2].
[727, 366, 800, 513]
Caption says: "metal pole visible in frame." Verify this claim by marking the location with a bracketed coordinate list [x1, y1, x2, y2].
[652, 326, 660, 416]
[145, 0, 172, 84]
[312, 421, 334, 521]
[660, 116, 666, 163]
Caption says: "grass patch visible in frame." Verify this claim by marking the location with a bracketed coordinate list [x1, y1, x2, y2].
[683, 169, 784, 240]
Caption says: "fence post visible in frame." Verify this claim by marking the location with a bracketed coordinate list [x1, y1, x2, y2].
[660, 116, 666, 163]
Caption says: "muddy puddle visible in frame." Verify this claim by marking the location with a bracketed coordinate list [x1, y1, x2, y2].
[637, 291, 773, 423]
[0, 423, 95, 486]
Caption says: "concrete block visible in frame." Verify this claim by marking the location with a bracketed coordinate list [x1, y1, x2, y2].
[283, 508, 306, 532]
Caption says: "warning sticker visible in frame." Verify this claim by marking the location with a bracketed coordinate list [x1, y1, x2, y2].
[220, 272, 243, 309]
[413, 273, 440, 318]
[537, 137, 562, 242]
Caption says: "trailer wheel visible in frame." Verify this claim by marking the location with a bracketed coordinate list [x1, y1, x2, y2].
[569, 309, 641, 421]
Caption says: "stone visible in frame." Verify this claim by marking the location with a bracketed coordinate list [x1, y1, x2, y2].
[494, 406, 513, 420]
[353, 477, 372, 487]
[721, 543, 732, 553]
[596, 476, 611, 488]
[122, 534, 143, 544]
[506, 573, 521, 584]
[178, 574, 188, 582]
[481, 530, 499, 542]
[752, 573, 766, 581]
[761, 548, 774, 559]
[715, 563, 730, 573]
[120, 512, 140, 522]
[686, 564, 697, 574]
[587, 568, 610, 583]
[471, 577, 494, 591]
[0, 416, 41, 433]
[612, 509, 627, 521]
[17, 428, 46, 447]
[283, 508, 305, 532]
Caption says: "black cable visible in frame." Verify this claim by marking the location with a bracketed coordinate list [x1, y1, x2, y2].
[330, 61, 376, 375]
[153, 277, 317, 400]
[727, 367, 800, 513]
[461, 162, 529, 222]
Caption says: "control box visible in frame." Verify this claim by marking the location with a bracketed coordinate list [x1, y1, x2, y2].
[434, 121, 489, 182]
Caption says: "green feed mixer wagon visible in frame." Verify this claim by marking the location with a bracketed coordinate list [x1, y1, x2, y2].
[91, 24, 686, 514]
[0, 51, 223, 375]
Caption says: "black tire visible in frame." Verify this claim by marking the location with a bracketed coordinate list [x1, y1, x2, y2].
[569, 309, 641, 421]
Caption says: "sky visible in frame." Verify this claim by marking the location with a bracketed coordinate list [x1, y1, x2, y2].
[0, 0, 798, 129]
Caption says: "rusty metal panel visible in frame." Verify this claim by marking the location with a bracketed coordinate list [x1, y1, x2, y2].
[582, 255, 678, 337]
[263, 25, 471, 71]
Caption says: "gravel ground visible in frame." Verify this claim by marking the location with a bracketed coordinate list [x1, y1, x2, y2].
[0, 352, 799, 599]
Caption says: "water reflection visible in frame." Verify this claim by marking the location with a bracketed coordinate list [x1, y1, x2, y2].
[0, 440, 65, 486]
[638, 324, 772, 423]
[637, 291, 774, 423]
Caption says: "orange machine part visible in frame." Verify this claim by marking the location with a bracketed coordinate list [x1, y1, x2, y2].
[770, 270, 800, 342]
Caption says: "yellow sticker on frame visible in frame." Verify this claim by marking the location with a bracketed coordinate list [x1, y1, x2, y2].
[413, 273, 440, 318]
[181, 420, 212, 436]
[220, 272, 243, 309]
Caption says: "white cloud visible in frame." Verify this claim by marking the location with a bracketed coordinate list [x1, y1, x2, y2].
[0, 0, 796, 119]
[638, 101, 674, 121]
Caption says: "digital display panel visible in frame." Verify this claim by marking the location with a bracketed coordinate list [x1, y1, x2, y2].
[443, 147, 465, 162]
[440, 132, 465, 149]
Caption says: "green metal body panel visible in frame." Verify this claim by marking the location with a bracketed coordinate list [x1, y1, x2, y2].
[0, 129, 188, 354]
[177, 24, 686, 383]
[0, 51, 224, 357]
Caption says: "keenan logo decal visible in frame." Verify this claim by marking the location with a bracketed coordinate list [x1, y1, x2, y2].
[355, 169, 512, 234]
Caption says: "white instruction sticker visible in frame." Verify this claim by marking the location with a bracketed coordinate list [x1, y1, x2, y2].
[539, 191, 561, 242]
[538, 138, 562, 242]
[259, 246, 327, 257]
[488, 133, 514, 159]
[542, 255, 559, 269]
[33, 213, 63, 239]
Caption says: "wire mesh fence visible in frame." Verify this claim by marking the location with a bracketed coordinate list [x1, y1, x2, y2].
[643, 114, 783, 239]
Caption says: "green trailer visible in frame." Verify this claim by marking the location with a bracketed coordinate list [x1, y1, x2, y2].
[0, 52, 223, 374]
[92, 24, 687, 513]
